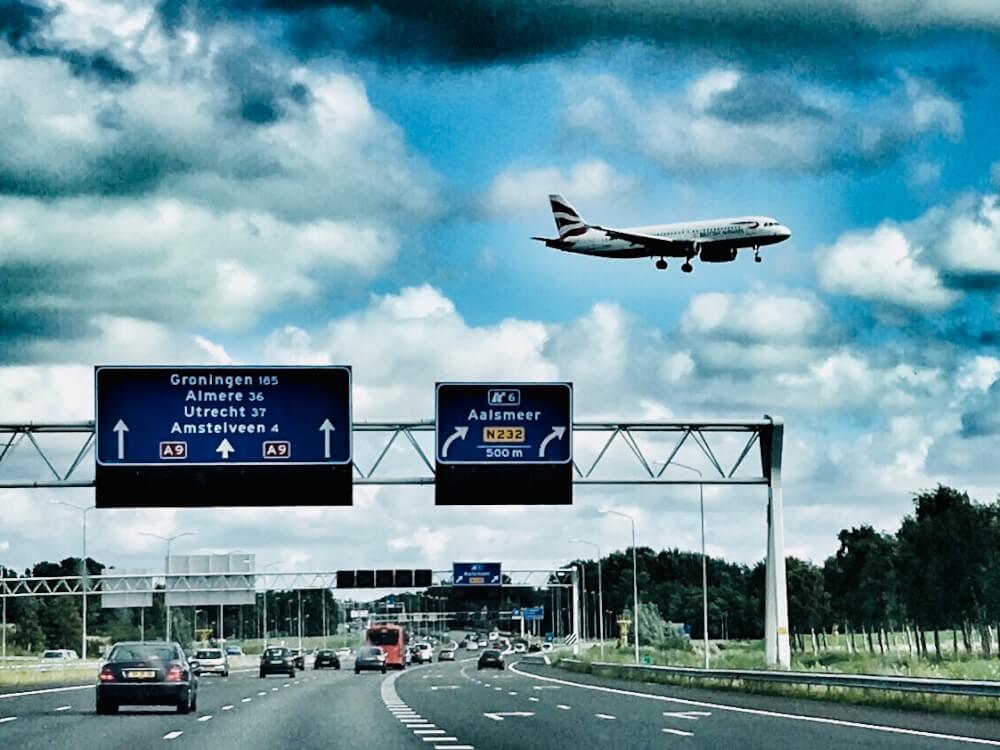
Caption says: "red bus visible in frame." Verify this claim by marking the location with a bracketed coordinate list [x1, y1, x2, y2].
[366, 624, 407, 669]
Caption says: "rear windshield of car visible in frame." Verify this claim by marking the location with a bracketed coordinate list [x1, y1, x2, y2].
[263, 648, 288, 658]
[317, 650, 333, 656]
[42, 650, 64, 658]
[482, 650, 500, 657]
[195, 650, 222, 659]
[108, 644, 180, 662]
[359, 647, 382, 657]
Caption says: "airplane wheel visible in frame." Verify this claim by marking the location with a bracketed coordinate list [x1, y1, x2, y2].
[754, 255, 762, 263]
[681, 262, 693, 273]
[655, 259, 667, 270]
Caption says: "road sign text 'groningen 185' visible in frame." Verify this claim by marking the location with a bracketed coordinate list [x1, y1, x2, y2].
[94, 366, 352, 508]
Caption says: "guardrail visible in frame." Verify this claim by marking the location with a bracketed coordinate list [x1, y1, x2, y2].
[551, 658, 1000, 699]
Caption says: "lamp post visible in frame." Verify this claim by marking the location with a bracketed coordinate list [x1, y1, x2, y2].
[571, 538, 604, 658]
[139, 531, 195, 642]
[601, 509, 639, 664]
[50, 500, 95, 659]
[261, 561, 285, 650]
[667, 461, 710, 670]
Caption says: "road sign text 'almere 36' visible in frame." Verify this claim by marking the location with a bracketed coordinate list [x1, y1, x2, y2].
[95, 366, 352, 508]
[435, 383, 573, 505]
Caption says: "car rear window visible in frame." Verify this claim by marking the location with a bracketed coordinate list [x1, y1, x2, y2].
[263, 648, 288, 658]
[109, 644, 179, 662]
[482, 650, 500, 657]
[196, 650, 222, 659]
[360, 647, 382, 657]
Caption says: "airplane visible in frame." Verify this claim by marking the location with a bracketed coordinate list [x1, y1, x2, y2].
[532, 194, 791, 272]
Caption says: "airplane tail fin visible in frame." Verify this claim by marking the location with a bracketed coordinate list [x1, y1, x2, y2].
[549, 194, 589, 240]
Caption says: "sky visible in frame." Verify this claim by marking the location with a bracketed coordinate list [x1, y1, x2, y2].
[3, 0, 1000, 588]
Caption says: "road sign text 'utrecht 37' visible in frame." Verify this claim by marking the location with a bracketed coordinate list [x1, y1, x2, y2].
[435, 383, 573, 505]
[95, 366, 352, 508]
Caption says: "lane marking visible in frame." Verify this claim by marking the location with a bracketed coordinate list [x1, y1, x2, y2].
[198, 715, 213, 722]
[434, 745, 474, 749]
[54, 705, 72, 712]
[415, 729, 445, 734]
[163, 731, 183, 740]
[221, 705, 234, 711]
[556, 704, 571, 710]
[528, 697, 540, 702]
[510, 664, 1000, 747]
[271, 688, 278, 692]
[596, 713, 616, 720]
[0, 685, 91, 700]
[483, 712, 534, 721]
[664, 711, 711, 720]
[663, 728, 695, 737]
[257, 691, 266, 696]
[0, 717, 17, 724]
[241, 697, 252, 703]
[424, 738, 457, 742]
[507, 691, 517, 696]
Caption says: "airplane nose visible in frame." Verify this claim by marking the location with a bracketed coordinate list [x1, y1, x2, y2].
[780, 225, 792, 239]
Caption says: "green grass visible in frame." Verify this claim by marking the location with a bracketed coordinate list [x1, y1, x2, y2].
[553, 643, 1000, 719]
[0, 664, 97, 688]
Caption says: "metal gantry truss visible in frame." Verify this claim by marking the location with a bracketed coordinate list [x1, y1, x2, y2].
[0, 419, 773, 488]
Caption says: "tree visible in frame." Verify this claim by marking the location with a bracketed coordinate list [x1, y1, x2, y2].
[824, 525, 900, 630]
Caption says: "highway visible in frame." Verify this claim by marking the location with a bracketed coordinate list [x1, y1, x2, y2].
[3, 655, 1000, 748]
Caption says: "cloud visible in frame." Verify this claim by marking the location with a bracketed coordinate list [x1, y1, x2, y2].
[562, 70, 962, 174]
[481, 160, 635, 219]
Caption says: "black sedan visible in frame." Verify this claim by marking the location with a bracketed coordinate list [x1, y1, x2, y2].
[259, 646, 296, 678]
[477, 649, 505, 670]
[313, 649, 341, 670]
[289, 648, 306, 670]
[96, 641, 198, 714]
[354, 646, 386, 674]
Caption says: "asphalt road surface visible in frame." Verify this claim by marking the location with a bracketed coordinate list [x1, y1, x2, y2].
[3, 657, 1000, 749]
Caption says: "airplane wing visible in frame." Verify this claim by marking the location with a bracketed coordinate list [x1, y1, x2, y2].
[591, 225, 694, 255]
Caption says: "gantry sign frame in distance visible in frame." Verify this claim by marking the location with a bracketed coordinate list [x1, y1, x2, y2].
[94, 366, 352, 508]
[453, 562, 502, 586]
[435, 382, 573, 505]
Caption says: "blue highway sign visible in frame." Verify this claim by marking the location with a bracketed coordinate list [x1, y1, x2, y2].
[522, 606, 545, 621]
[436, 383, 572, 465]
[95, 366, 352, 467]
[453, 562, 502, 587]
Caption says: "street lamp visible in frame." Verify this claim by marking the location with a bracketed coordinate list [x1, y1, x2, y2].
[261, 561, 285, 650]
[571, 538, 604, 658]
[601, 509, 639, 664]
[139, 531, 196, 642]
[50, 500, 95, 659]
[666, 461, 710, 669]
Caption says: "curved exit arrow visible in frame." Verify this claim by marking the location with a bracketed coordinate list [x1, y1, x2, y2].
[538, 426, 566, 458]
[441, 426, 469, 458]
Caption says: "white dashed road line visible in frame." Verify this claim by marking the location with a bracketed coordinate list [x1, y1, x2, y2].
[663, 728, 695, 737]
[162, 731, 183, 740]
[257, 691, 266, 696]
[198, 715, 213, 722]
[556, 704, 571, 710]
[0, 717, 17, 724]
[241, 697, 252, 703]
[595, 713, 616, 720]
[528, 697, 540, 702]
[54, 705, 72, 712]
[221, 704, 234, 711]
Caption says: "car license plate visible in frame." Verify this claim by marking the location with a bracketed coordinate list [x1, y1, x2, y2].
[270, 660, 282, 664]
[127, 670, 155, 679]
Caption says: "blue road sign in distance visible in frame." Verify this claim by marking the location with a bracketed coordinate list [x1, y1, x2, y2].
[522, 606, 544, 621]
[95, 366, 351, 467]
[453, 562, 502, 587]
[436, 383, 572, 465]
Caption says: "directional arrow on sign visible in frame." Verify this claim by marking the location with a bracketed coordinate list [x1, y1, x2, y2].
[216, 439, 235, 460]
[113, 419, 129, 460]
[538, 426, 566, 458]
[483, 712, 534, 721]
[319, 418, 335, 459]
[441, 426, 469, 458]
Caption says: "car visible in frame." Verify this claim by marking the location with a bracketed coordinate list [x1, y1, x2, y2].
[259, 646, 296, 678]
[477, 649, 505, 670]
[355, 646, 386, 674]
[528, 643, 542, 653]
[488, 631, 499, 641]
[288, 648, 306, 670]
[437, 647, 456, 662]
[478, 638, 489, 648]
[465, 641, 479, 651]
[224, 644, 243, 656]
[193, 648, 230, 677]
[540, 643, 554, 652]
[96, 641, 198, 715]
[411, 642, 433, 664]
[42, 649, 79, 660]
[513, 642, 527, 654]
[335, 647, 352, 660]
[313, 649, 341, 670]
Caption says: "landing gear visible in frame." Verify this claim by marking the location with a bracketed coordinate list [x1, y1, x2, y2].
[655, 258, 668, 270]
[753, 245, 762, 263]
[681, 262, 693, 273]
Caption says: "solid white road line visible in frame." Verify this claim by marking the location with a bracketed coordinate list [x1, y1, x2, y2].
[162, 731, 183, 740]
[0, 685, 91, 700]
[662, 728, 695, 737]
[510, 664, 1000, 747]
[0, 717, 17, 724]
[198, 715, 213, 722]
[595, 713, 616, 720]
[53, 705, 72, 712]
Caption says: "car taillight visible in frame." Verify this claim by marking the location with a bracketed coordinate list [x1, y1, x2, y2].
[165, 665, 185, 682]
[99, 666, 115, 682]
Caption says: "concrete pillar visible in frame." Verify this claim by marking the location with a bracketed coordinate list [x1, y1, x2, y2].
[763, 416, 791, 668]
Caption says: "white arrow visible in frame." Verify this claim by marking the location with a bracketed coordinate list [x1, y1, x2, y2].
[483, 712, 534, 721]
[113, 419, 129, 460]
[319, 419, 335, 459]
[216, 438, 235, 460]
[538, 426, 566, 458]
[441, 426, 469, 458]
